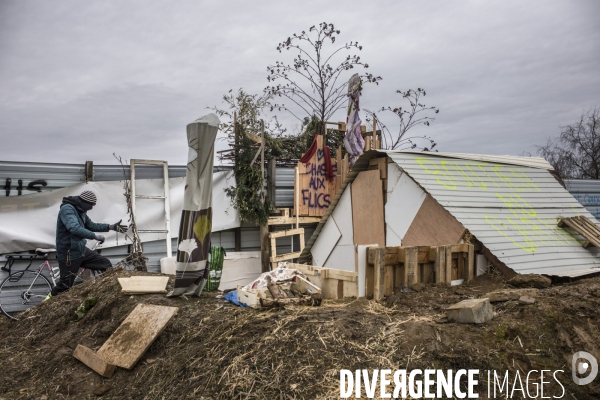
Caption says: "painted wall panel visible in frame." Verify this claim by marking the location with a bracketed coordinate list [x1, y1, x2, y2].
[310, 216, 341, 266]
[385, 163, 427, 246]
[323, 244, 356, 272]
[332, 186, 354, 245]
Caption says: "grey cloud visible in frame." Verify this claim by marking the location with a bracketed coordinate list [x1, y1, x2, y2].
[0, 0, 599, 164]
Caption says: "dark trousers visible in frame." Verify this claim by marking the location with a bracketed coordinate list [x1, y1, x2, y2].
[51, 248, 112, 296]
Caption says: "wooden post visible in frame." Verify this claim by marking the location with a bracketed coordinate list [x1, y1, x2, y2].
[260, 223, 270, 272]
[373, 248, 385, 300]
[259, 119, 270, 272]
[267, 158, 276, 204]
[294, 166, 299, 228]
[434, 246, 445, 283]
[405, 247, 418, 287]
[372, 115, 377, 149]
[445, 245, 453, 283]
[260, 120, 265, 199]
[85, 161, 94, 182]
[467, 244, 475, 282]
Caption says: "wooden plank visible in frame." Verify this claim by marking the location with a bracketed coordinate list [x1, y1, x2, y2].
[73, 345, 116, 378]
[351, 170, 385, 250]
[270, 251, 302, 263]
[405, 247, 418, 287]
[372, 248, 385, 300]
[559, 216, 600, 248]
[467, 244, 475, 282]
[98, 304, 178, 370]
[322, 268, 358, 282]
[450, 244, 470, 253]
[118, 276, 169, 294]
[368, 246, 399, 265]
[434, 246, 445, 283]
[402, 194, 466, 246]
[291, 275, 321, 295]
[457, 252, 465, 279]
[269, 228, 305, 239]
[268, 216, 322, 225]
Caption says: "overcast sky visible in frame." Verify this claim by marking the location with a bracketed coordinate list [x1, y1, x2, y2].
[1, 0, 598, 166]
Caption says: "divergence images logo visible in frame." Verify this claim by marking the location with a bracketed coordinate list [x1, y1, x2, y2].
[572, 351, 598, 386]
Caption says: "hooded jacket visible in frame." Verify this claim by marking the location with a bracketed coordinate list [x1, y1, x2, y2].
[55, 196, 109, 262]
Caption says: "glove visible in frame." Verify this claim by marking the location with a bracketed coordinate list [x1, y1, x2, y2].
[110, 219, 128, 233]
[94, 234, 105, 243]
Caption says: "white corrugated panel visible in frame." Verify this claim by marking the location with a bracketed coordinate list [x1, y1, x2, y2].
[386, 152, 600, 277]
[388, 151, 554, 170]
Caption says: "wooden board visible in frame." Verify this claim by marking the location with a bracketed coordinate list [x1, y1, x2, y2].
[97, 304, 178, 370]
[402, 194, 466, 246]
[118, 276, 170, 294]
[73, 345, 116, 377]
[296, 135, 337, 217]
[351, 169, 385, 250]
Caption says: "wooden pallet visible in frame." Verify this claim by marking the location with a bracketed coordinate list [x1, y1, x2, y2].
[367, 244, 475, 300]
[287, 263, 358, 299]
[558, 216, 600, 248]
[269, 228, 305, 270]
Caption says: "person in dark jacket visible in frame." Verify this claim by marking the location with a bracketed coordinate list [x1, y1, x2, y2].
[49, 190, 127, 297]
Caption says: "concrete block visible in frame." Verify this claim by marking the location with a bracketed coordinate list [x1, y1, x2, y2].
[486, 288, 539, 302]
[446, 298, 493, 324]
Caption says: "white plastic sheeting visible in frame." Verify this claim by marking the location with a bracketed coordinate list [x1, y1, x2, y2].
[0, 171, 239, 254]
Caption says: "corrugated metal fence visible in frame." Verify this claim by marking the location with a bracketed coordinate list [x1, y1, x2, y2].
[565, 179, 600, 219]
[0, 160, 309, 292]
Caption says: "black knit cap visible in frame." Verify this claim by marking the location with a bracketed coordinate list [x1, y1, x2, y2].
[79, 190, 97, 205]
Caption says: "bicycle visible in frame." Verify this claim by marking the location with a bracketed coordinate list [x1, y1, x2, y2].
[0, 243, 102, 321]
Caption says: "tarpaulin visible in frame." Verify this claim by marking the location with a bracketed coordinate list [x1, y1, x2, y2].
[169, 113, 219, 297]
[0, 171, 238, 254]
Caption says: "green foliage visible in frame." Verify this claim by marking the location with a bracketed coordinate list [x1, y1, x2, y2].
[212, 90, 349, 225]
[212, 90, 275, 225]
[224, 134, 274, 225]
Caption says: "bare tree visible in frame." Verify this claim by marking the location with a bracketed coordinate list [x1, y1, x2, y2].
[365, 88, 440, 150]
[265, 22, 381, 125]
[538, 107, 600, 179]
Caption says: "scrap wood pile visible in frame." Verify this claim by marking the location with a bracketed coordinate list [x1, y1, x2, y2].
[1, 269, 600, 398]
[231, 264, 322, 308]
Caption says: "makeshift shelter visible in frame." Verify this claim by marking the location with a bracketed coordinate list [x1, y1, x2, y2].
[299, 150, 600, 284]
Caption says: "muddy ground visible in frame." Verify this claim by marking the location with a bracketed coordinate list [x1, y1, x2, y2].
[0, 269, 599, 399]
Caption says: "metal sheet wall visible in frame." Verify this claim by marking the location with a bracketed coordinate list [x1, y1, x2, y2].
[0, 160, 294, 206]
[565, 179, 600, 219]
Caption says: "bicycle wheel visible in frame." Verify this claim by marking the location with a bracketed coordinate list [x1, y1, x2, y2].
[0, 271, 52, 321]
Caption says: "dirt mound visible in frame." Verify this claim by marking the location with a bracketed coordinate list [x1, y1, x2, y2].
[1, 270, 600, 399]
